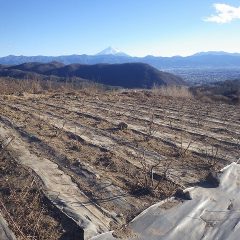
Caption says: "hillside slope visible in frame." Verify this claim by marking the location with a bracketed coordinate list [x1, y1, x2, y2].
[191, 79, 240, 104]
[46, 63, 184, 88]
[1, 62, 184, 88]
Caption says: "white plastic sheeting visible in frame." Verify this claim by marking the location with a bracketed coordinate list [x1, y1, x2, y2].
[0, 213, 16, 240]
[130, 162, 240, 240]
[92, 162, 240, 240]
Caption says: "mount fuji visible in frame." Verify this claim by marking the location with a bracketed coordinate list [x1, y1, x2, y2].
[96, 47, 129, 57]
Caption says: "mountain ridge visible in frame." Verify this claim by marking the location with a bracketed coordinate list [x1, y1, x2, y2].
[1, 51, 240, 69]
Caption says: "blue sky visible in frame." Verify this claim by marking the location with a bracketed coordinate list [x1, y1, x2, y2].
[0, 0, 240, 57]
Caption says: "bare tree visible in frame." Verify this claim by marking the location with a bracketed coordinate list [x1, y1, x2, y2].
[204, 144, 220, 170]
[0, 136, 14, 155]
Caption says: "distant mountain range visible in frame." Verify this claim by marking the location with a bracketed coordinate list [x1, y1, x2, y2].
[192, 51, 240, 57]
[0, 62, 184, 88]
[1, 48, 240, 69]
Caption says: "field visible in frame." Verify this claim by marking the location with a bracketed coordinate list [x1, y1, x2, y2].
[0, 87, 239, 239]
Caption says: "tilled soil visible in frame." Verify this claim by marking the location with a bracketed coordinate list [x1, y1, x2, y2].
[0, 90, 239, 239]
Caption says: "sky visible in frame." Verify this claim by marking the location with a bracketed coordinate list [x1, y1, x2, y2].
[0, 0, 240, 57]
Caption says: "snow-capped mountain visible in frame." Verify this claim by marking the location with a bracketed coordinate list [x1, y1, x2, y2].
[96, 47, 129, 56]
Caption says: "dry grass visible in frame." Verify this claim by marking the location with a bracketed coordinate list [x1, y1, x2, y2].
[0, 78, 44, 95]
[153, 85, 193, 99]
[0, 77, 108, 96]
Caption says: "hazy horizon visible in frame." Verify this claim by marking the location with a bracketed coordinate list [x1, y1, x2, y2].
[1, 0, 240, 57]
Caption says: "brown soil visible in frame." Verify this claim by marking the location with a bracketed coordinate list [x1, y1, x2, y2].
[0, 89, 239, 239]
